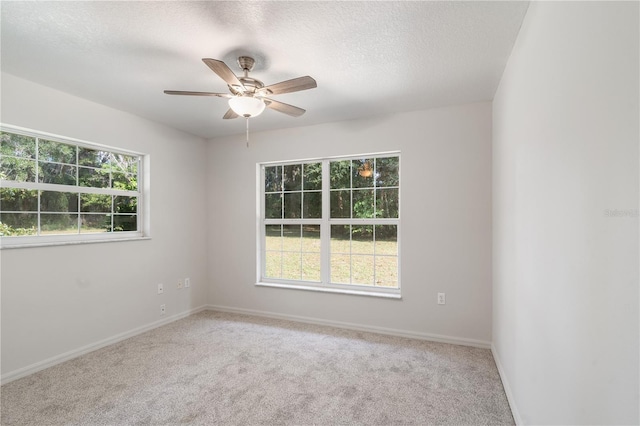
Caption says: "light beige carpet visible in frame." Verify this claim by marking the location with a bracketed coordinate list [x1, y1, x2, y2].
[1, 311, 514, 425]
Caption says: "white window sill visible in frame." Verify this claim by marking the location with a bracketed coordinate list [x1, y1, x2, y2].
[0, 236, 151, 250]
[256, 281, 402, 299]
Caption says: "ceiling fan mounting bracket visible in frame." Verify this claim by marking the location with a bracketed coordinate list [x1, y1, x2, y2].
[237, 56, 256, 72]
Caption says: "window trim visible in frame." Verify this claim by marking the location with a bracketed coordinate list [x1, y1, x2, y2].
[0, 124, 149, 249]
[256, 152, 401, 298]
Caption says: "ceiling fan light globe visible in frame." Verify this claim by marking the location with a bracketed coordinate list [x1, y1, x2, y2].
[229, 96, 265, 118]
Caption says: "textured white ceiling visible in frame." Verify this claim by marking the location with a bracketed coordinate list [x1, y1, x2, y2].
[1, 1, 529, 139]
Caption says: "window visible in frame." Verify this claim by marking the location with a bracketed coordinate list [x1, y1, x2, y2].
[0, 125, 146, 248]
[259, 153, 400, 297]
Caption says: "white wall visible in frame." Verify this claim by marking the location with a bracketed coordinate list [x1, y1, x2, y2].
[207, 102, 493, 344]
[0, 73, 209, 379]
[492, 2, 639, 424]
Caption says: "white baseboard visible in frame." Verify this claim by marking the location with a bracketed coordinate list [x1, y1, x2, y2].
[2, 304, 493, 386]
[491, 344, 523, 425]
[1, 305, 209, 385]
[206, 304, 492, 349]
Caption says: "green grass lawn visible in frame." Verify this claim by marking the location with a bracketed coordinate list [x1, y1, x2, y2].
[40, 227, 108, 235]
[265, 236, 398, 287]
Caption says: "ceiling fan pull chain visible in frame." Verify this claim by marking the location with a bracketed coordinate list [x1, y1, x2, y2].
[246, 117, 250, 147]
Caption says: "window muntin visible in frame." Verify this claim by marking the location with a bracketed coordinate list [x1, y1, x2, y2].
[265, 224, 322, 281]
[330, 157, 399, 219]
[265, 162, 322, 219]
[330, 224, 398, 287]
[0, 126, 145, 246]
[260, 153, 400, 295]
[263, 161, 323, 281]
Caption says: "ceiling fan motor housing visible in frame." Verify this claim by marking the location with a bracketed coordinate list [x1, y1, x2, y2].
[230, 77, 266, 96]
[228, 56, 269, 95]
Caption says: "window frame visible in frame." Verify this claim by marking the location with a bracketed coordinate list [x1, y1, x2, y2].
[257, 152, 401, 298]
[0, 124, 148, 249]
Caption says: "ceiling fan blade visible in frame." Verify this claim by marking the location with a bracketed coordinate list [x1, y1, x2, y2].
[264, 98, 306, 117]
[263, 76, 317, 95]
[223, 108, 239, 119]
[202, 58, 245, 91]
[164, 90, 231, 98]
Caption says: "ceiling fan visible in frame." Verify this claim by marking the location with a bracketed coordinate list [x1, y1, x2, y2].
[164, 56, 317, 120]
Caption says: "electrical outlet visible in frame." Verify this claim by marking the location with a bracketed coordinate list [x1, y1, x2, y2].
[438, 293, 446, 305]
[160, 304, 166, 315]
[184, 278, 190, 288]
[157, 283, 164, 295]
[177, 280, 183, 289]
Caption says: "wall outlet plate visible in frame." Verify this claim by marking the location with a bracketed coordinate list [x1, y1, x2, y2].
[185, 278, 190, 288]
[160, 304, 166, 315]
[157, 283, 164, 295]
[177, 280, 183, 289]
[438, 293, 446, 305]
